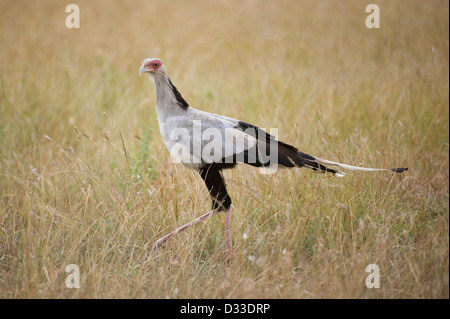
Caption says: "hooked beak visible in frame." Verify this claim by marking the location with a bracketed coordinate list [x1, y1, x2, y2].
[139, 66, 148, 77]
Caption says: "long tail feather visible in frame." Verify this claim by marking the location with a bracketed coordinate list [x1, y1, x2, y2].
[302, 159, 347, 177]
[298, 152, 408, 177]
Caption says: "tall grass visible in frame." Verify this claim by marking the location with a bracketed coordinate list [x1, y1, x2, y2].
[0, 0, 448, 298]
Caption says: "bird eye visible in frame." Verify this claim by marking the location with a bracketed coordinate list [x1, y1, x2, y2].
[153, 63, 159, 68]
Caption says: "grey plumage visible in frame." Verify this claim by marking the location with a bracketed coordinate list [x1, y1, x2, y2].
[139, 57, 407, 259]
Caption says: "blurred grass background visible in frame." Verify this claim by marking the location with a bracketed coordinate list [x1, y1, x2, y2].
[0, 0, 448, 298]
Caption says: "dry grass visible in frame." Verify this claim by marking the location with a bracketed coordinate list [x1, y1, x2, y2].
[0, 0, 448, 298]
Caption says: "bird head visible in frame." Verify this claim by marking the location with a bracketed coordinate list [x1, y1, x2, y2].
[139, 58, 167, 77]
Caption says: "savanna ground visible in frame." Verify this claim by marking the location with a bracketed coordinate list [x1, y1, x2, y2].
[0, 0, 448, 299]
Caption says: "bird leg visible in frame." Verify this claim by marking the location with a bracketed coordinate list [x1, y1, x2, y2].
[151, 208, 232, 265]
[151, 209, 221, 255]
[225, 207, 231, 266]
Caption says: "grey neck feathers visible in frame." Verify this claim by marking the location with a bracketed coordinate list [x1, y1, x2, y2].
[153, 74, 189, 110]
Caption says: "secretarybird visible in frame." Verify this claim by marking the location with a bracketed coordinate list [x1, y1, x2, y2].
[139, 58, 407, 264]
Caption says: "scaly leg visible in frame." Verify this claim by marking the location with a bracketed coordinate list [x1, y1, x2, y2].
[225, 208, 231, 266]
[151, 209, 220, 255]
